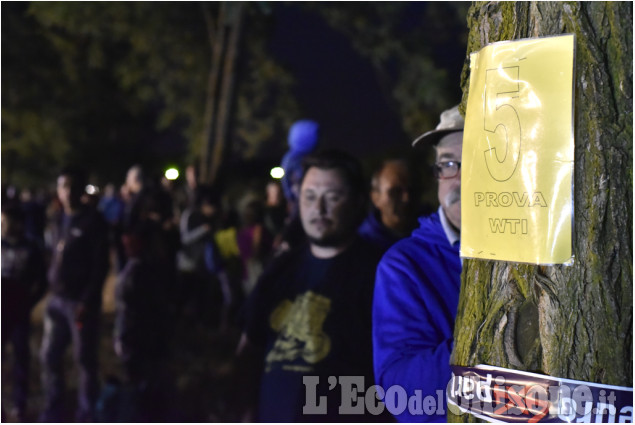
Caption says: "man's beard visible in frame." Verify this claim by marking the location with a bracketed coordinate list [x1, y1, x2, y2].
[308, 230, 355, 248]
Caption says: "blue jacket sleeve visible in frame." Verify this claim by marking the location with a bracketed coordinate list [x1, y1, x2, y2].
[204, 241, 225, 275]
[372, 248, 453, 422]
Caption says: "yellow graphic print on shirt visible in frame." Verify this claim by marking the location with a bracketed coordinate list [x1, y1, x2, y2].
[264, 291, 331, 372]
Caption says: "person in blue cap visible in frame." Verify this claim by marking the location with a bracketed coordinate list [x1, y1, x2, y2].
[372, 105, 464, 422]
[280, 119, 320, 214]
[277, 120, 320, 252]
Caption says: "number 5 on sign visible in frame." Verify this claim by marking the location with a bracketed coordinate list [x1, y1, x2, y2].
[461, 34, 575, 264]
[483, 67, 521, 182]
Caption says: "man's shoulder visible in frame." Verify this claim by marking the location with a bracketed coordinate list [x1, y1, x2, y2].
[357, 211, 398, 251]
[358, 210, 380, 233]
[382, 213, 444, 257]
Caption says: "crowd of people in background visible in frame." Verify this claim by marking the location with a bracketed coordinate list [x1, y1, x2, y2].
[1, 111, 463, 422]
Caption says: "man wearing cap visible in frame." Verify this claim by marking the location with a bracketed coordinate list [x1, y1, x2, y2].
[372, 106, 463, 422]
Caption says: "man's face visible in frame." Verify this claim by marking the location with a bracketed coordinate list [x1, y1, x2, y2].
[300, 167, 360, 247]
[371, 163, 411, 229]
[126, 169, 141, 194]
[436, 131, 463, 231]
[57, 175, 81, 212]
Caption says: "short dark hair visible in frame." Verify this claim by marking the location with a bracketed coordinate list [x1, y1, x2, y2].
[59, 165, 88, 189]
[300, 149, 366, 197]
[371, 159, 410, 192]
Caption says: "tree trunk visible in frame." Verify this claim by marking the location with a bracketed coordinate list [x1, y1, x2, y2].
[208, 1, 244, 184]
[199, 2, 227, 184]
[451, 2, 632, 421]
[199, 1, 245, 185]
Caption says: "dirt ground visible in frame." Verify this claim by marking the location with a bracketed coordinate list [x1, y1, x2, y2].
[2, 267, 245, 422]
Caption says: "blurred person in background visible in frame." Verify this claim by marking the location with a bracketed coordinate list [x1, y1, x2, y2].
[98, 183, 125, 228]
[276, 120, 320, 254]
[177, 184, 227, 325]
[358, 159, 418, 252]
[1, 206, 47, 421]
[263, 181, 287, 251]
[122, 165, 147, 232]
[122, 165, 178, 279]
[20, 187, 46, 246]
[213, 204, 245, 324]
[237, 198, 272, 296]
[280, 120, 320, 219]
[3, 185, 20, 209]
[111, 166, 182, 419]
[175, 163, 200, 216]
[39, 165, 109, 422]
[98, 183, 126, 270]
[113, 206, 173, 421]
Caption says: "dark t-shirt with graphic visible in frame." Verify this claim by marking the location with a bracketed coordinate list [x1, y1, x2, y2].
[244, 237, 385, 422]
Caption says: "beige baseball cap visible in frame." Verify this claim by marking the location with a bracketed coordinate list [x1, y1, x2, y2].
[412, 105, 464, 147]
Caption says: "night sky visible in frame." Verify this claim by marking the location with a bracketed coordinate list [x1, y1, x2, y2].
[269, 4, 409, 157]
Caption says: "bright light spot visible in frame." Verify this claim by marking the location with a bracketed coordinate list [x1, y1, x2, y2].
[165, 168, 179, 181]
[270, 167, 285, 179]
[85, 185, 98, 195]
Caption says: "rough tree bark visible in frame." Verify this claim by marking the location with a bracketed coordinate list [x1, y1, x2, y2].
[451, 2, 632, 421]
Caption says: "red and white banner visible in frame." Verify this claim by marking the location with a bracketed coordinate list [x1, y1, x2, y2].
[447, 364, 633, 423]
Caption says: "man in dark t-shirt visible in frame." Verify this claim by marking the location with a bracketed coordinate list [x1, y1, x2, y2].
[237, 150, 389, 422]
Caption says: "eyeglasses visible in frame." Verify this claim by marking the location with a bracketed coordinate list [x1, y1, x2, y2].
[433, 161, 461, 179]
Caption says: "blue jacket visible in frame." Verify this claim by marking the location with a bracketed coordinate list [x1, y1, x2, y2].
[372, 211, 461, 422]
[357, 209, 402, 252]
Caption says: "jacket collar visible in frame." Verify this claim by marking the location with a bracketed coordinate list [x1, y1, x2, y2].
[438, 206, 459, 247]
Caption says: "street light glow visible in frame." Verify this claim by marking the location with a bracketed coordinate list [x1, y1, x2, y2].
[270, 167, 285, 179]
[85, 185, 98, 195]
[165, 168, 179, 180]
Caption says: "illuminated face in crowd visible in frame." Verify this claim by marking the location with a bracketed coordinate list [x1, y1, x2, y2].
[300, 167, 359, 248]
[371, 161, 411, 231]
[57, 174, 82, 213]
[125, 166, 143, 195]
[435, 131, 463, 231]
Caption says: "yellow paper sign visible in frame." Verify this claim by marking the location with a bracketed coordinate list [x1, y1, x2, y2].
[461, 34, 575, 264]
